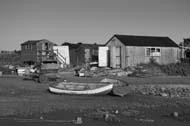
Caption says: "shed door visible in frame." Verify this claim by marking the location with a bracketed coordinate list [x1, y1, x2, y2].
[116, 47, 121, 68]
[98, 47, 109, 67]
[84, 49, 90, 63]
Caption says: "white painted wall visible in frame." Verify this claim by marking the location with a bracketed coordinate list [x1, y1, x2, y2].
[53, 46, 70, 67]
[98, 47, 109, 67]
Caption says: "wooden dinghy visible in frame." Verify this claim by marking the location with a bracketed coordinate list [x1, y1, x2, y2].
[100, 78, 128, 87]
[100, 78, 129, 97]
[49, 81, 113, 95]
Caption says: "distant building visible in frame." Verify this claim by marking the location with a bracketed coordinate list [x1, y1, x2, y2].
[183, 38, 190, 58]
[180, 38, 190, 63]
[105, 34, 179, 68]
[0, 50, 14, 54]
[62, 42, 100, 67]
[0, 50, 21, 66]
[21, 39, 57, 65]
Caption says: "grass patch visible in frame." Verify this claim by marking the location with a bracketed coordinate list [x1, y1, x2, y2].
[161, 63, 190, 76]
[131, 61, 190, 77]
[0, 75, 190, 117]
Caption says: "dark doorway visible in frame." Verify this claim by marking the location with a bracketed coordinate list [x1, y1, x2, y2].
[185, 49, 190, 58]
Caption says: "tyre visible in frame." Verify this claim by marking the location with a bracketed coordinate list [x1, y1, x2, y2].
[38, 74, 48, 83]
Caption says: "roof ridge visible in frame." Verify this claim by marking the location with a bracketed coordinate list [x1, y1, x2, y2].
[109, 34, 179, 47]
[114, 34, 169, 38]
[21, 39, 54, 45]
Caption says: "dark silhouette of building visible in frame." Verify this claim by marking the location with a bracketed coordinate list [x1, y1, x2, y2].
[62, 42, 101, 67]
[21, 39, 57, 65]
[0, 50, 21, 66]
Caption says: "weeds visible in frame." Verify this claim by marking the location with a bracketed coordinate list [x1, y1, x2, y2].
[132, 62, 190, 77]
[161, 63, 190, 76]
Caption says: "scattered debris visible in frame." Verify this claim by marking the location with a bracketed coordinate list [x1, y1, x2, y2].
[122, 110, 140, 117]
[160, 93, 168, 97]
[85, 109, 120, 122]
[164, 111, 190, 122]
[72, 62, 167, 77]
[173, 112, 179, 118]
[114, 110, 119, 114]
[135, 118, 154, 123]
[74, 65, 130, 77]
[73, 117, 83, 125]
[40, 116, 44, 120]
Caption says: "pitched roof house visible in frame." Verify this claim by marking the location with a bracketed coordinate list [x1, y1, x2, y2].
[105, 34, 179, 68]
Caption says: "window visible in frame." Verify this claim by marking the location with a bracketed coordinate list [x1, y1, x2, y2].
[26, 45, 29, 50]
[45, 43, 49, 50]
[92, 49, 98, 56]
[146, 48, 151, 56]
[146, 47, 161, 56]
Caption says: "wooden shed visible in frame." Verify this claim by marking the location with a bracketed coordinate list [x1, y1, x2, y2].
[105, 34, 179, 68]
[180, 38, 190, 63]
[21, 39, 56, 65]
[62, 42, 100, 67]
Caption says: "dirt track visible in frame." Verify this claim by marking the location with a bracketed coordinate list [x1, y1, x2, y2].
[0, 75, 190, 126]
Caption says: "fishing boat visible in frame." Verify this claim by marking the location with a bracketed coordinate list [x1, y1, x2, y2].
[49, 81, 113, 95]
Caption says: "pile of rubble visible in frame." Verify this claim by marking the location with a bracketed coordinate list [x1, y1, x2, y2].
[127, 84, 190, 98]
[73, 63, 165, 77]
[74, 66, 133, 77]
[84, 109, 120, 122]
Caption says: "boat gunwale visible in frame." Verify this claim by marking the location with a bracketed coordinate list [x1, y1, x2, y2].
[49, 82, 113, 90]
[48, 83, 114, 95]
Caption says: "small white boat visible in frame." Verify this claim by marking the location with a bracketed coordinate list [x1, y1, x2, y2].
[49, 81, 113, 95]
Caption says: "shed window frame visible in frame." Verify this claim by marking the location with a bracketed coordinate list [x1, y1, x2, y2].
[92, 49, 98, 56]
[26, 45, 29, 50]
[146, 47, 161, 57]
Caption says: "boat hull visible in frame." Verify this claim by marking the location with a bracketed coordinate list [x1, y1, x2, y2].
[49, 84, 113, 95]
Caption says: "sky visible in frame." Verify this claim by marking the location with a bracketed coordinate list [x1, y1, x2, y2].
[0, 0, 189, 51]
